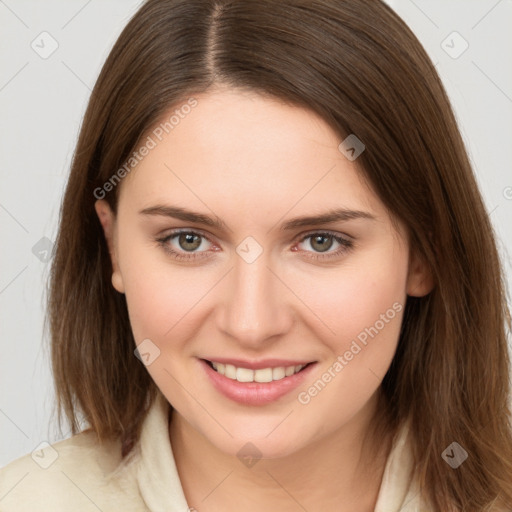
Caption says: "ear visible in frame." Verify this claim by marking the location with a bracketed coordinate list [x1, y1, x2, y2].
[406, 249, 434, 297]
[94, 199, 125, 294]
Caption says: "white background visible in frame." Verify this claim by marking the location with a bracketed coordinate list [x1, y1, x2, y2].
[1, 0, 511, 466]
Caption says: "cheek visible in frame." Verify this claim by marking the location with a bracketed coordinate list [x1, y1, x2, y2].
[291, 248, 407, 418]
[333, 266, 405, 357]
[118, 237, 219, 349]
[282, 246, 408, 349]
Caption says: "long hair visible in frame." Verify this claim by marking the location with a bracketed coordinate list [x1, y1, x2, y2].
[48, 1, 512, 510]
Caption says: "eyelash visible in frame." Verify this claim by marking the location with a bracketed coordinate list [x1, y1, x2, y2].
[155, 229, 354, 262]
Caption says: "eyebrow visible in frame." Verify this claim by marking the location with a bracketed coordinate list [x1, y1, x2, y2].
[138, 205, 376, 231]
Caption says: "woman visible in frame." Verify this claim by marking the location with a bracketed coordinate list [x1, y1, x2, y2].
[1, 0, 511, 510]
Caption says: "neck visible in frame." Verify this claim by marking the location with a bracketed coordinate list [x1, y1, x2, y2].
[169, 392, 393, 512]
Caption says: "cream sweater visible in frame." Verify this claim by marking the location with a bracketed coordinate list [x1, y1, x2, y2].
[0, 393, 427, 511]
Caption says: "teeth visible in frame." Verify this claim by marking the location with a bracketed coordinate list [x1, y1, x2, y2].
[254, 368, 273, 383]
[272, 367, 285, 380]
[225, 364, 236, 379]
[211, 361, 306, 382]
[285, 366, 295, 377]
[236, 367, 254, 382]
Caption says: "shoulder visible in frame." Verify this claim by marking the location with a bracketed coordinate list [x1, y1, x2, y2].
[0, 430, 143, 512]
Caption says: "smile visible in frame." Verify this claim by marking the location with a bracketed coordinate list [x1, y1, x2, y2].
[209, 361, 308, 383]
[200, 358, 317, 405]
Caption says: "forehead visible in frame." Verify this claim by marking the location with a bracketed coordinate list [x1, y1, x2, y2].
[118, 88, 386, 225]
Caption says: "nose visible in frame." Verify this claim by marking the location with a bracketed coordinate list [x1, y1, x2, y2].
[216, 250, 294, 349]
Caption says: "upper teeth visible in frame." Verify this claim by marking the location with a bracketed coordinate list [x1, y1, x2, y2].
[211, 362, 306, 383]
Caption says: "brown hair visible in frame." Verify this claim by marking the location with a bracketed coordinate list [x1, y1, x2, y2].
[48, 0, 512, 509]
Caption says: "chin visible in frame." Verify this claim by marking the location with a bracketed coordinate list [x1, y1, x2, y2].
[201, 417, 312, 461]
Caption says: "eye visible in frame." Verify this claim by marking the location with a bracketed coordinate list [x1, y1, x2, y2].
[156, 230, 215, 261]
[156, 229, 354, 262]
[294, 232, 354, 260]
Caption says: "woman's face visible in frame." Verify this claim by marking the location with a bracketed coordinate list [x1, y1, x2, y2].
[96, 88, 430, 459]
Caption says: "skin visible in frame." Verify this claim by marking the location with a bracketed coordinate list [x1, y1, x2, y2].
[95, 86, 432, 511]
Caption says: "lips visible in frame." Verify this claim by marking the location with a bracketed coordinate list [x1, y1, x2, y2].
[199, 357, 317, 406]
